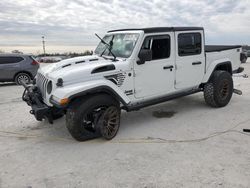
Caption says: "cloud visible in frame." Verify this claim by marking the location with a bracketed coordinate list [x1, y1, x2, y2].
[0, 0, 249, 53]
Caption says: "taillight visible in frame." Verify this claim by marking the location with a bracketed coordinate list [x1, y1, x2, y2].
[31, 60, 39, 65]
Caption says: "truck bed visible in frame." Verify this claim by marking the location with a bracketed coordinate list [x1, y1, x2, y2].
[205, 45, 242, 52]
[205, 45, 242, 74]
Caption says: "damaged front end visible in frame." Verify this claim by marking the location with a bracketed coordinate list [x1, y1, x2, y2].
[21, 80, 61, 124]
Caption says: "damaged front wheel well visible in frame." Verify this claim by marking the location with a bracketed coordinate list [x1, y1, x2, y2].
[68, 87, 126, 108]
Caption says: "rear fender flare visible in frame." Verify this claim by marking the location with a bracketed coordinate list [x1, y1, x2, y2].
[202, 60, 232, 83]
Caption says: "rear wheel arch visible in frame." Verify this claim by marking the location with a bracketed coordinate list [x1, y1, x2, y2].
[214, 61, 232, 75]
[206, 61, 232, 83]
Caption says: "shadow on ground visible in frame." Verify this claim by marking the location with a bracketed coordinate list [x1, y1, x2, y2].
[0, 82, 16, 87]
[27, 93, 209, 142]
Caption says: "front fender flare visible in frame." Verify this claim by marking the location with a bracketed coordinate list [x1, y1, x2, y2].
[51, 80, 131, 106]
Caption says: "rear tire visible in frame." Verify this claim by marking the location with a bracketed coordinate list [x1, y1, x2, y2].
[204, 71, 233, 107]
[15, 73, 31, 85]
[66, 94, 120, 141]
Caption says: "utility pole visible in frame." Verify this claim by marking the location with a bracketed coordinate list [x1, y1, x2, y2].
[42, 36, 46, 56]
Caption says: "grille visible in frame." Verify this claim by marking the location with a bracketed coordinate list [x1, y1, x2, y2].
[36, 73, 49, 98]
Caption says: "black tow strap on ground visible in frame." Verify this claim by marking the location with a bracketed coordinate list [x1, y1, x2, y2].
[243, 129, 250, 133]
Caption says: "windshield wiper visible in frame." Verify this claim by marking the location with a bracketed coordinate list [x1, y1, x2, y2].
[95, 33, 117, 61]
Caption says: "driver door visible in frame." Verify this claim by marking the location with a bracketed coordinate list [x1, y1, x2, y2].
[134, 33, 175, 98]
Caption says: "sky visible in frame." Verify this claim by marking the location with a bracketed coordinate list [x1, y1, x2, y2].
[0, 0, 250, 54]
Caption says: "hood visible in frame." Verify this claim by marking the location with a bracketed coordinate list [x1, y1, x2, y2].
[39, 55, 118, 83]
[41, 55, 103, 73]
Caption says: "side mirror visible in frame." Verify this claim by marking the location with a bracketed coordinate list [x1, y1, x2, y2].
[137, 49, 152, 65]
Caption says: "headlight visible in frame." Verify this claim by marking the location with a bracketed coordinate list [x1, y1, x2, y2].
[50, 95, 69, 106]
[47, 81, 53, 94]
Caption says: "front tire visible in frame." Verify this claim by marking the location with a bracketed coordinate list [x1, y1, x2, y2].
[98, 106, 121, 140]
[204, 71, 233, 107]
[66, 94, 120, 141]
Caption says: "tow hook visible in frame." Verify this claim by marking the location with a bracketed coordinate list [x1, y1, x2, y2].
[233, 89, 242, 95]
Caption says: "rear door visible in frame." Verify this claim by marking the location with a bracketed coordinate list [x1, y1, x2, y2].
[175, 31, 205, 89]
[134, 33, 175, 98]
[0, 56, 23, 80]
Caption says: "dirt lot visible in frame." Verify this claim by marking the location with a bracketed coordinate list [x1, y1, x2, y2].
[0, 62, 250, 188]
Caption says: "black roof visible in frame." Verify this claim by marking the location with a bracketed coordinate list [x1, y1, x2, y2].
[205, 45, 242, 52]
[108, 27, 204, 33]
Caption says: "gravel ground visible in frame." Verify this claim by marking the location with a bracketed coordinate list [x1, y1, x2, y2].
[0, 62, 250, 188]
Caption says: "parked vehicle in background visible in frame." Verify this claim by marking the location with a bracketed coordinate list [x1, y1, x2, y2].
[247, 51, 250, 57]
[0, 54, 39, 85]
[36, 56, 67, 63]
[245, 50, 250, 57]
[240, 52, 248, 63]
[21, 27, 244, 141]
[242, 45, 250, 57]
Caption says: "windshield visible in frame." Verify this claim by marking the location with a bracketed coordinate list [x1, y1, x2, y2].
[95, 33, 139, 58]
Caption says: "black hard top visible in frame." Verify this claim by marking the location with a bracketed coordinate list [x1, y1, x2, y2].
[205, 45, 242, 52]
[108, 27, 204, 33]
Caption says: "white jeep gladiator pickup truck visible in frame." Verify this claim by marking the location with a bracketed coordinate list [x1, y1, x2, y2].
[21, 27, 244, 141]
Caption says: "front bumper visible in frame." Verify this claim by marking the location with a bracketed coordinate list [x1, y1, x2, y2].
[21, 81, 52, 123]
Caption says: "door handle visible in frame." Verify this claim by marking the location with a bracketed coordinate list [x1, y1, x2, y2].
[192, 61, 202, 65]
[163, 65, 174, 70]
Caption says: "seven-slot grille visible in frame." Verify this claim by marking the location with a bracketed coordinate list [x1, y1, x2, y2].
[36, 73, 49, 98]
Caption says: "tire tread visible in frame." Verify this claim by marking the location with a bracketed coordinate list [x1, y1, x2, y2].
[204, 70, 233, 108]
[66, 94, 119, 141]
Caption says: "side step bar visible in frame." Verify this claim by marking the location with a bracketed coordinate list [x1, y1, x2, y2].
[125, 89, 201, 112]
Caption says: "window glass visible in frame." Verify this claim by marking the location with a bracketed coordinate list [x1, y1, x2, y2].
[0, 57, 24, 64]
[95, 33, 139, 58]
[178, 33, 202, 56]
[141, 35, 171, 60]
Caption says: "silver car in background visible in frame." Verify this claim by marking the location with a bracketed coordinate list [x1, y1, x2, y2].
[0, 54, 39, 84]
